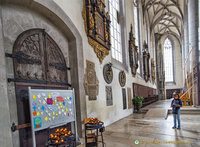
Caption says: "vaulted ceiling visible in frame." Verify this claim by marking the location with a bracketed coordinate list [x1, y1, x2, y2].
[141, 0, 184, 42]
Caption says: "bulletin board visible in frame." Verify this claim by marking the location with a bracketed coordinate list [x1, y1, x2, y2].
[28, 87, 76, 147]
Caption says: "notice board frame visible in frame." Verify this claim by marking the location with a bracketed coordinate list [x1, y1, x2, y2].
[28, 87, 78, 147]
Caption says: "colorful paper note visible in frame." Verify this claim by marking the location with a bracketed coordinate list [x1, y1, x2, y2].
[47, 98, 53, 105]
[32, 95, 36, 99]
[45, 117, 48, 121]
[34, 117, 41, 128]
[33, 111, 37, 116]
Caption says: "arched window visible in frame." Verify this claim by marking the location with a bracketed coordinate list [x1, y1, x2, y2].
[134, 5, 140, 74]
[164, 38, 174, 82]
[134, 6, 139, 46]
[109, 0, 122, 62]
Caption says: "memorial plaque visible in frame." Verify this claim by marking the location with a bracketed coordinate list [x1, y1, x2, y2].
[103, 63, 113, 84]
[106, 86, 113, 106]
[127, 87, 132, 109]
[82, 0, 111, 63]
[119, 71, 126, 87]
[122, 88, 127, 109]
[84, 60, 99, 100]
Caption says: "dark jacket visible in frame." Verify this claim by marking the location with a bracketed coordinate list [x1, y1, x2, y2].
[171, 99, 182, 114]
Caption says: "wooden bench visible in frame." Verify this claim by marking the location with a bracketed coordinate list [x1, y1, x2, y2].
[142, 95, 159, 107]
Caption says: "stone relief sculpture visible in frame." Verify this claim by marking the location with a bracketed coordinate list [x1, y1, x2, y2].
[103, 63, 113, 84]
[82, 0, 111, 63]
[11, 29, 68, 84]
[119, 71, 126, 87]
[84, 60, 99, 100]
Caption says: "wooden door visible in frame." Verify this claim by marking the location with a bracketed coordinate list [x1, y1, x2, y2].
[13, 29, 70, 147]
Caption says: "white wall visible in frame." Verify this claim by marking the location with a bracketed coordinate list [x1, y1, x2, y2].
[54, 0, 157, 126]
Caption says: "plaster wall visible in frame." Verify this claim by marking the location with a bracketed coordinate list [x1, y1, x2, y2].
[54, 0, 157, 126]
[0, 1, 159, 146]
[1, 4, 72, 146]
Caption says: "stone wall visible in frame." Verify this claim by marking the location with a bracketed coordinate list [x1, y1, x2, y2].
[0, 0, 85, 146]
[0, 0, 159, 146]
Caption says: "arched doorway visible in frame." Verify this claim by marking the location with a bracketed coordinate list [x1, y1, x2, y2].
[13, 29, 70, 146]
[1, 1, 85, 146]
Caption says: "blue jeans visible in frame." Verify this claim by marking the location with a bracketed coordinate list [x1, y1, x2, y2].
[173, 109, 181, 128]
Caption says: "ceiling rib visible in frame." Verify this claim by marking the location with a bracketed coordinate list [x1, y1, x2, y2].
[142, 0, 183, 42]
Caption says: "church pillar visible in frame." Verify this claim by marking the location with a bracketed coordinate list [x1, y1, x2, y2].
[183, 1, 188, 66]
[155, 33, 165, 100]
[188, 0, 200, 106]
[0, 6, 13, 147]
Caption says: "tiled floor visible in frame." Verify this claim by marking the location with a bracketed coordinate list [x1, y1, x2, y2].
[79, 100, 200, 147]
[141, 98, 200, 110]
[79, 113, 200, 147]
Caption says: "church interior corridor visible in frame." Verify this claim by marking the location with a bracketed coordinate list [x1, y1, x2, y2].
[0, 0, 200, 147]
[79, 112, 200, 147]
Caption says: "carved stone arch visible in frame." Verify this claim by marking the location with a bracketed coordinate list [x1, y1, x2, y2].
[1, 1, 85, 146]
[13, 29, 68, 84]
[162, 32, 181, 46]
[162, 35, 175, 48]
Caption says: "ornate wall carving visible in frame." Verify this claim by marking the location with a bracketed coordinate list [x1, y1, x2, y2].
[151, 59, 156, 84]
[12, 29, 68, 84]
[143, 41, 150, 82]
[103, 63, 113, 84]
[106, 86, 113, 106]
[119, 71, 126, 87]
[84, 60, 99, 100]
[82, 0, 111, 63]
[129, 24, 139, 77]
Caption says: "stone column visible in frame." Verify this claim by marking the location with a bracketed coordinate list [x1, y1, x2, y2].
[188, 0, 200, 106]
[155, 33, 165, 100]
[183, 1, 188, 66]
[0, 6, 13, 147]
[138, 1, 144, 76]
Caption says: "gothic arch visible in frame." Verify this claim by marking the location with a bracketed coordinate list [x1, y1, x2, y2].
[13, 29, 69, 84]
[1, 0, 85, 146]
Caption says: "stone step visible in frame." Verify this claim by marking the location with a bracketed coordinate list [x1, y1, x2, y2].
[168, 109, 200, 114]
[140, 108, 200, 114]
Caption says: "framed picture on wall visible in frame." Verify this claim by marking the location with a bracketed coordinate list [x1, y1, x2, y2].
[96, 14, 105, 41]
[82, 0, 111, 63]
